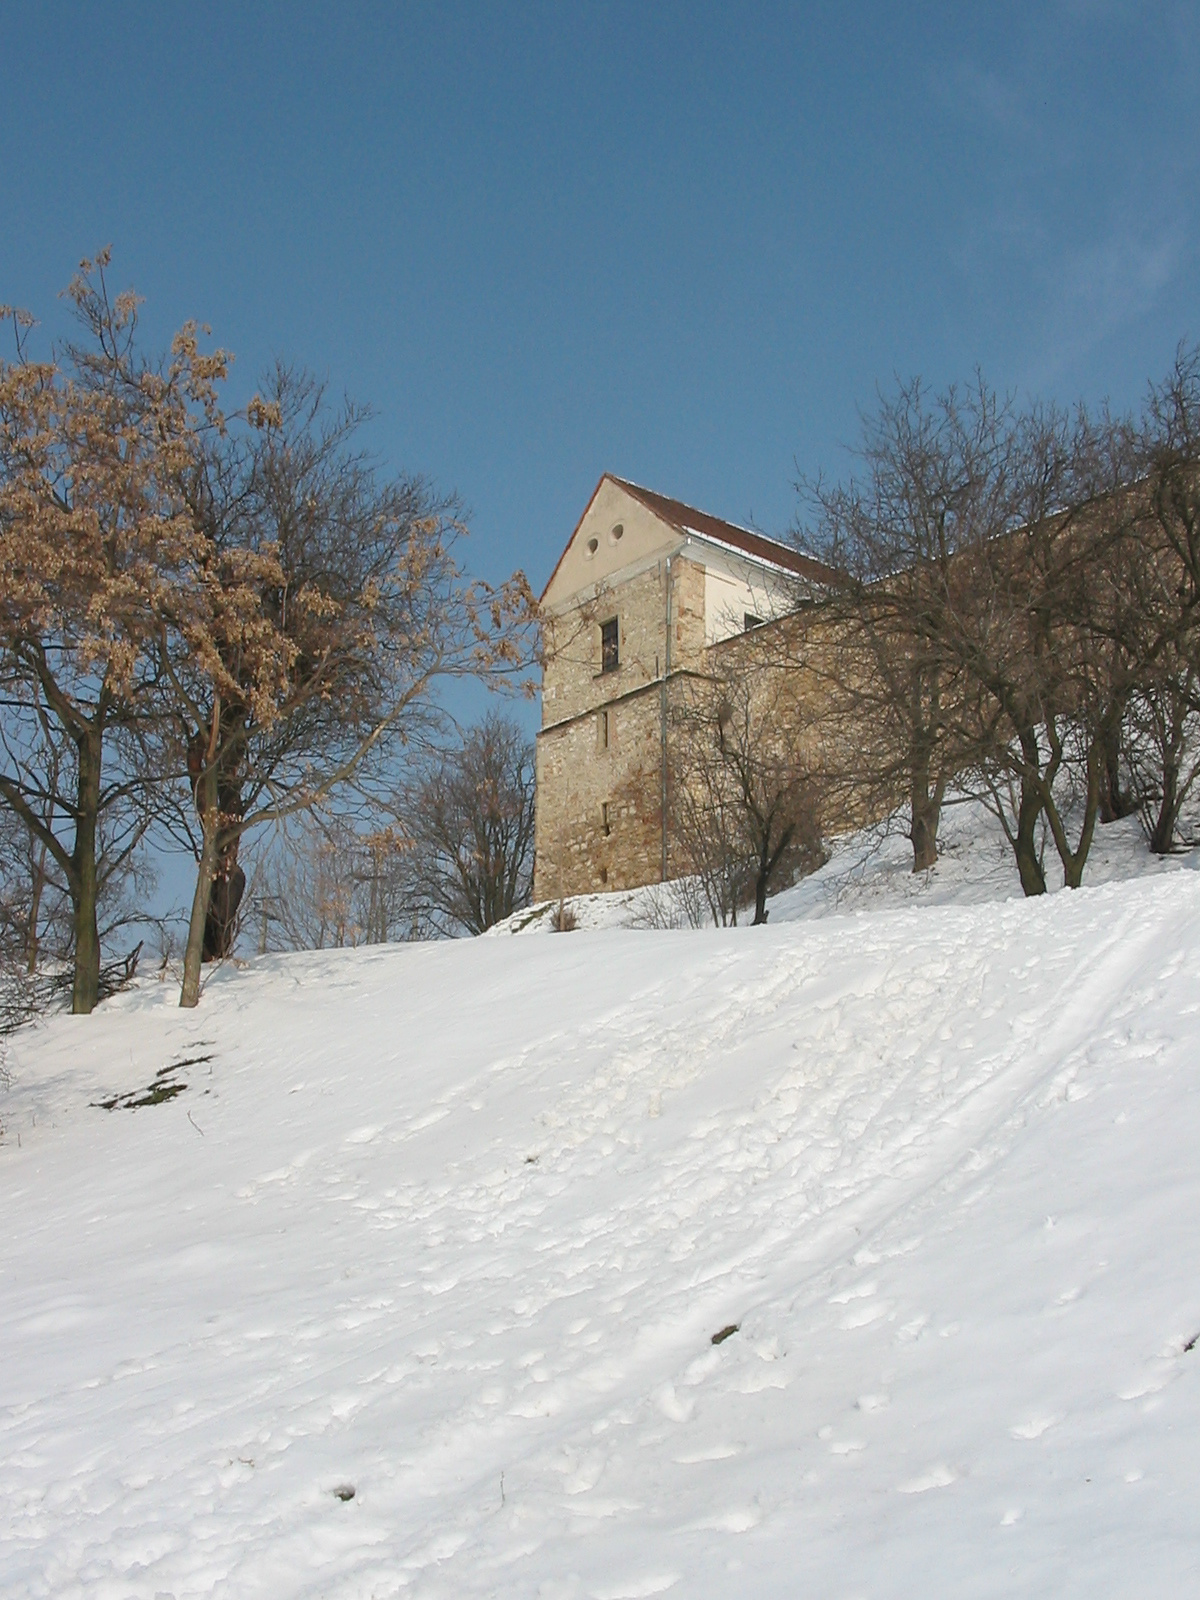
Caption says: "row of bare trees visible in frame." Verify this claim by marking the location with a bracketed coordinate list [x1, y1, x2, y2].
[0, 255, 534, 1013]
[793, 349, 1200, 893]
[655, 349, 1200, 923]
[251, 713, 536, 950]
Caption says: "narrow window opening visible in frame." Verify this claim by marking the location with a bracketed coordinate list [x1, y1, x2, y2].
[602, 802, 611, 836]
[600, 709, 610, 749]
[599, 866, 608, 884]
[601, 617, 619, 674]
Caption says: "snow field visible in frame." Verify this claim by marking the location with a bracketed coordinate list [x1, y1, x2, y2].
[2, 871, 1200, 1595]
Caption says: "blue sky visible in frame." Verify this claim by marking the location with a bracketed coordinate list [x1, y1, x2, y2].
[3, 1, 1198, 595]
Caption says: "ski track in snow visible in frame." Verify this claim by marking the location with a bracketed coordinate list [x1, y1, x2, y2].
[2, 874, 1200, 1595]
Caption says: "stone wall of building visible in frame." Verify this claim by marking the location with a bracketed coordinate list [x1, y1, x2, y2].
[534, 565, 874, 904]
[534, 558, 710, 901]
[541, 556, 707, 727]
[533, 682, 665, 900]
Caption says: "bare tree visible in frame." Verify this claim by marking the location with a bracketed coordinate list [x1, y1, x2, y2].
[669, 659, 826, 925]
[945, 405, 1140, 892]
[251, 813, 417, 952]
[403, 713, 536, 935]
[801, 374, 1143, 894]
[798, 376, 1023, 873]
[0, 708, 72, 972]
[1116, 344, 1200, 853]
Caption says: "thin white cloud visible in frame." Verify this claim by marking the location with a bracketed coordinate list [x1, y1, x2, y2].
[1022, 220, 1188, 387]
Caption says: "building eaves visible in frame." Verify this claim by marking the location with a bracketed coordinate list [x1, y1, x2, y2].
[610, 475, 836, 586]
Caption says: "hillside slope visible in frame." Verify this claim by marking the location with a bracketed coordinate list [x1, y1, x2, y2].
[2, 874, 1200, 1596]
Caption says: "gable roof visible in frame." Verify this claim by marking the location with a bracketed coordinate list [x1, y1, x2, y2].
[538, 473, 610, 604]
[609, 476, 836, 585]
[538, 473, 836, 605]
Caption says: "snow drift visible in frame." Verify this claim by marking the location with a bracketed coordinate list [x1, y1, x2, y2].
[2, 866, 1200, 1596]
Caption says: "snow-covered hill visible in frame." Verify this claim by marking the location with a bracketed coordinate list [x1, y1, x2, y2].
[495, 799, 1195, 935]
[3, 849, 1200, 1595]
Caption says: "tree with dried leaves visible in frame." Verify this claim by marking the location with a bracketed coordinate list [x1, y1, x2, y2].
[164, 366, 535, 1005]
[2, 259, 535, 1011]
[0, 255, 224, 1011]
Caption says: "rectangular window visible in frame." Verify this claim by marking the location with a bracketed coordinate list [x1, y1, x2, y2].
[600, 709, 609, 749]
[601, 617, 619, 674]
[602, 802, 611, 836]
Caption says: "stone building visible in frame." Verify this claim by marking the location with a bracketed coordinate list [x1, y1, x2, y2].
[533, 474, 833, 901]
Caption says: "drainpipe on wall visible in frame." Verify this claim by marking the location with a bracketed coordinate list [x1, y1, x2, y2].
[660, 554, 672, 883]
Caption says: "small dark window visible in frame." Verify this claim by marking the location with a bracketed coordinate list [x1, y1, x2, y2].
[744, 612, 763, 632]
[601, 618, 619, 674]
[602, 802, 611, 836]
[600, 709, 610, 749]
[599, 866, 608, 885]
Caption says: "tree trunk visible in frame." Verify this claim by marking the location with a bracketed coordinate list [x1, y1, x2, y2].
[180, 774, 219, 1008]
[1149, 745, 1181, 855]
[752, 817, 793, 925]
[202, 757, 246, 960]
[909, 755, 940, 872]
[181, 702, 222, 1008]
[910, 811, 938, 872]
[203, 824, 245, 959]
[70, 729, 103, 1014]
[753, 870, 769, 925]
[1043, 744, 1102, 890]
[1013, 779, 1046, 897]
[1097, 716, 1133, 824]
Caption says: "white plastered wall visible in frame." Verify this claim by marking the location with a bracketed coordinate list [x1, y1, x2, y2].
[702, 551, 796, 645]
[542, 478, 680, 614]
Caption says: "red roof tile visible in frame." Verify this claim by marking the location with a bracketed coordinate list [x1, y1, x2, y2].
[610, 476, 835, 584]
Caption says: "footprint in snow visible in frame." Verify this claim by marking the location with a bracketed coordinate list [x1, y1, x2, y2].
[343, 1125, 382, 1144]
[1010, 1414, 1061, 1440]
[591, 1575, 679, 1599]
[829, 1281, 878, 1303]
[656, 1384, 695, 1423]
[897, 1463, 956, 1493]
[841, 1298, 892, 1330]
[689, 1505, 761, 1532]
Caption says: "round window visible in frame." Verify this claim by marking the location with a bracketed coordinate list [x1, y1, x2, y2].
[609, 523, 624, 544]
[585, 537, 599, 557]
